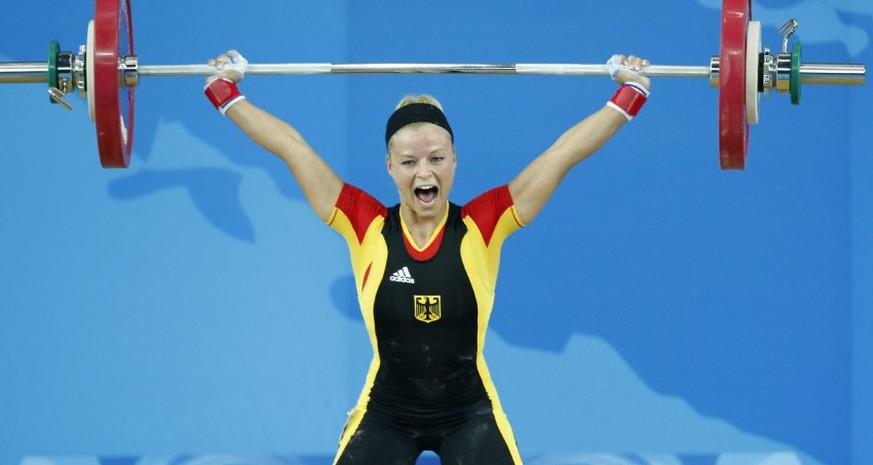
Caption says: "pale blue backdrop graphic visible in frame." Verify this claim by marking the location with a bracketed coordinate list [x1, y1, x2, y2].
[0, 1, 870, 465]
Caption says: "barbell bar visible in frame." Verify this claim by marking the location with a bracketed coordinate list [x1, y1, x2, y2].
[0, 0, 866, 170]
[3, 60, 863, 84]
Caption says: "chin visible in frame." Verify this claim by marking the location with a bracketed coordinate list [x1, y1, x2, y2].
[411, 200, 443, 216]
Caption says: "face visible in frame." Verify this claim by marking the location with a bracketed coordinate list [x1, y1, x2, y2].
[386, 123, 456, 223]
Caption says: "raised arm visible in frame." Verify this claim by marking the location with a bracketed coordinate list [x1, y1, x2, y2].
[508, 54, 651, 224]
[204, 50, 343, 222]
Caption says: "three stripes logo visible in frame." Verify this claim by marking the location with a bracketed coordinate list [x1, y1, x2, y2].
[389, 266, 415, 284]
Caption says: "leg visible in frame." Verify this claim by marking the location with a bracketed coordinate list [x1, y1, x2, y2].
[439, 410, 523, 465]
[333, 414, 420, 465]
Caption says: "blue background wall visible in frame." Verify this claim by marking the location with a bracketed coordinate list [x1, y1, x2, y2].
[1, 1, 870, 465]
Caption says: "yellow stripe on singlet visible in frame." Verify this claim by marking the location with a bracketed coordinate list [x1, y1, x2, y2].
[461, 205, 525, 465]
[329, 207, 389, 465]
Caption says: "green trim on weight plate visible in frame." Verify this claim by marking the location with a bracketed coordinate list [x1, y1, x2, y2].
[790, 41, 802, 105]
[48, 40, 59, 104]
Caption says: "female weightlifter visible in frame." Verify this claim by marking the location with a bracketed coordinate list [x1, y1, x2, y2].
[204, 49, 651, 465]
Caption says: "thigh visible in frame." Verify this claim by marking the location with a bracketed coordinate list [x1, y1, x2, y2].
[334, 415, 420, 465]
[439, 411, 522, 465]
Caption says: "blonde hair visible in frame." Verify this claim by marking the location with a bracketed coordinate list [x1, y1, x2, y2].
[394, 94, 445, 111]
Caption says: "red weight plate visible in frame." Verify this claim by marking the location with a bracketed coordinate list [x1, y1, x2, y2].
[718, 0, 750, 170]
[94, 0, 135, 168]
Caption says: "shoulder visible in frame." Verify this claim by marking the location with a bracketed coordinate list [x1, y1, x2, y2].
[461, 185, 517, 222]
[328, 183, 388, 241]
[334, 183, 386, 215]
[460, 185, 524, 245]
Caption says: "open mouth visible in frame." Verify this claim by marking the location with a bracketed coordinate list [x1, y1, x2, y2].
[415, 185, 439, 204]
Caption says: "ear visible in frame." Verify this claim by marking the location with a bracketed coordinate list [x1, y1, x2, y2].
[385, 154, 394, 176]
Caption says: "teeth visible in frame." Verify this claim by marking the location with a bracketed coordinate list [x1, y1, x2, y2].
[416, 185, 436, 190]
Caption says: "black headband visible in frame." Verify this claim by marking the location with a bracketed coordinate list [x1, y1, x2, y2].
[385, 103, 454, 146]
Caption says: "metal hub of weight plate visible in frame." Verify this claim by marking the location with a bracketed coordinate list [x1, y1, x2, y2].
[93, 0, 134, 168]
[718, 0, 751, 170]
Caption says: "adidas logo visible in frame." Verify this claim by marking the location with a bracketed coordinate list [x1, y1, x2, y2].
[389, 266, 416, 284]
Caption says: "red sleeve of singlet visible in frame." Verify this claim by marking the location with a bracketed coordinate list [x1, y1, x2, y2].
[460, 185, 523, 247]
[330, 183, 388, 245]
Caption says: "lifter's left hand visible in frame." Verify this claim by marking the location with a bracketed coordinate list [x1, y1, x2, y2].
[607, 54, 651, 92]
[206, 49, 249, 85]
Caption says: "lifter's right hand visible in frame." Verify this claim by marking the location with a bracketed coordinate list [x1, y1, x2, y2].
[205, 50, 248, 115]
[207, 49, 248, 84]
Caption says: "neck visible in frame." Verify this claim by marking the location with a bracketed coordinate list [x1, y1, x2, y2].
[400, 202, 448, 248]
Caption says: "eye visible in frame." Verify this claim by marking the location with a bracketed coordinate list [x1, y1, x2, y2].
[431, 156, 445, 164]
[401, 159, 416, 166]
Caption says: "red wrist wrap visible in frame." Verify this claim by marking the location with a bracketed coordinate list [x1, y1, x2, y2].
[205, 78, 244, 114]
[608, 84, 648, 121]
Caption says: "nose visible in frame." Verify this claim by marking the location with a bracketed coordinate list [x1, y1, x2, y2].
[416, 160, 433, 178]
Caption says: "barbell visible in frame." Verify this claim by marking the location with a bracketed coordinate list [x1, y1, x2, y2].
[0, 0, 867, 170]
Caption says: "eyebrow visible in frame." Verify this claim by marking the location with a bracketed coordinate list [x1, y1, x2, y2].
[393, 146, 449, 158]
